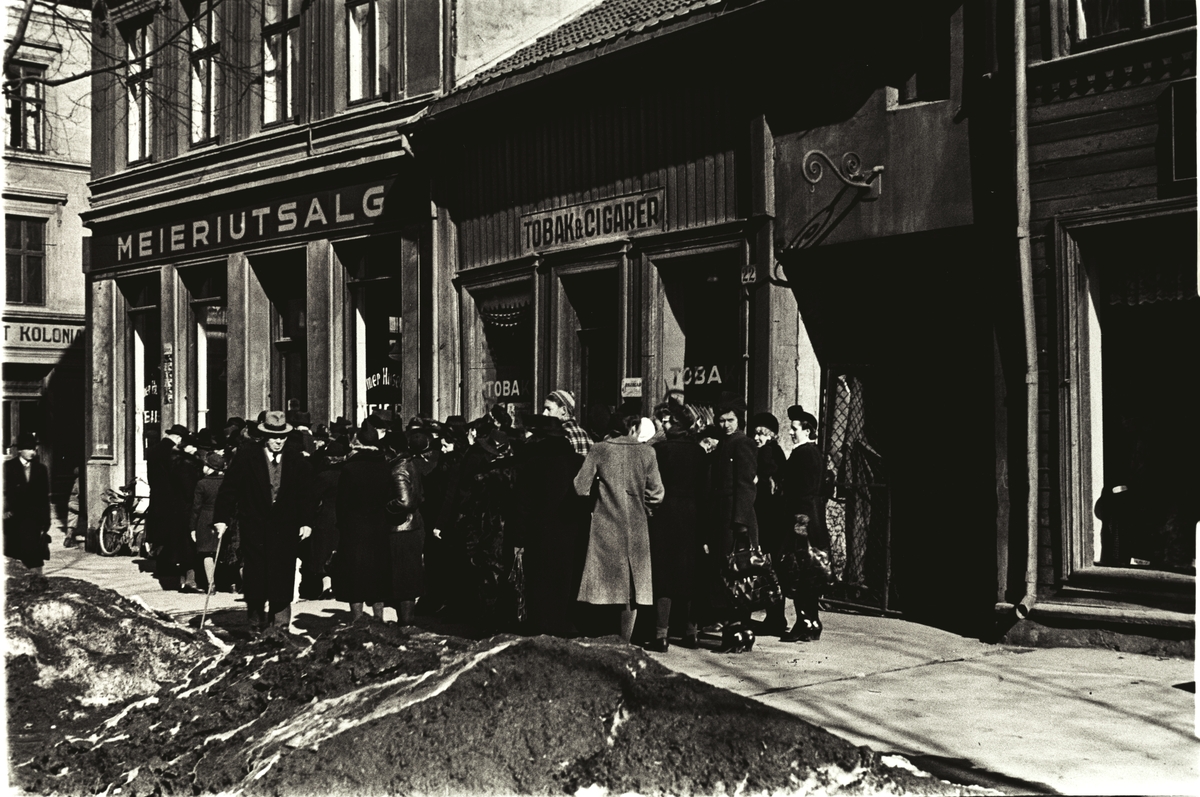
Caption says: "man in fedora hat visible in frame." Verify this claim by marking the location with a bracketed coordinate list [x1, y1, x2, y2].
[213, 410, 315, 634]
[4, 432, 51, 589]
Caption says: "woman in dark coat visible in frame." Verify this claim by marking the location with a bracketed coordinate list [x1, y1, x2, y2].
[386, 430, 428, 625]
[451, 428, 519, 632]
[648, 405, 709, 651]
[573, 414, 665, 643]
[3, 433, 51, 580]
[515, 414, 587, 637]
[171, 438, 205, 591]
[300, 440, 345, 599]
[751, 411, 789, 635]
[781, 407, 829, 642]
[334, 423, 394, 622]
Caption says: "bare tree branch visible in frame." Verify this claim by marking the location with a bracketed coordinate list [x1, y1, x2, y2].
[3, 0, 39, 73]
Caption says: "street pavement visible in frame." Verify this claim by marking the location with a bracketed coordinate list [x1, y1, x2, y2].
[33, 531, 1199, 796]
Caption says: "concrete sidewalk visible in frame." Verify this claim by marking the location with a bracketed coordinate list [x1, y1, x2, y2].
[35, 539, 1199, 796]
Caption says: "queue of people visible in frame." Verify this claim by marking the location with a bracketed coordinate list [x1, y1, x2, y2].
[133, 391, 832, 648]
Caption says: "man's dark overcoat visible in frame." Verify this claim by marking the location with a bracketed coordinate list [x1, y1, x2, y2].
[649, 430, 709, 600]
[3, 456, 50, 567]
[145, 437, 183, 548]
[515, 433, 586, 634]
[214, 444, 315, 609]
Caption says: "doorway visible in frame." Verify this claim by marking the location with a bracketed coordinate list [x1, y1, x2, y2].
[555, 268, 620, 431]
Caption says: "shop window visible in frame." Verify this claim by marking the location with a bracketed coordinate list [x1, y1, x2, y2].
[658, 252, 743, 424]
[121, 274, 161, 482]
[467, 281, 534, 423]
[3, 399, 41, 452]
[1059, 211, 1198, 575]
[182, 265, 227, 431]
[5, 215, 46, 306]
[4, 62, 45, 152]
[262, 0, 301, 125]
[257, 261, 306, 412]
[346, 255, 401, 423]
[188, 0, 220, 145]
[125, 19, 153, 163]
[347, 0, 378, 103]
[557, 269, 619, 427]
[1071, 0, 1195, 46]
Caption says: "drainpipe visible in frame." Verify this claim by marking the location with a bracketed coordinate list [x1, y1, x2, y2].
[1014, 0, 1039, 619]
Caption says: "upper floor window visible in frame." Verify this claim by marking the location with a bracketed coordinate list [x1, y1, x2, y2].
[348, 0, 378, 103]
[6, 216, 46, 306]
[125, 21, 153, 163]
[4, 63, 45, 152]
[1073, 0, 1195, 42]
[189, 0, 220, 144]
[262, 0, 300, 125]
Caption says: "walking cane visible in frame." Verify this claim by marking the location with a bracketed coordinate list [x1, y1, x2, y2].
[200, 526, 224, 630]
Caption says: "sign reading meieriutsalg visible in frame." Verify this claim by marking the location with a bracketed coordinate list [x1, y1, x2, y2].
[89, 179, 396, 270]
[521, 189, 665, 254]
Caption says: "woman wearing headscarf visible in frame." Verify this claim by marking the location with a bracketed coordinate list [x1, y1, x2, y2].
[573, 413, 665, 643]
[751, 411, 789, 635]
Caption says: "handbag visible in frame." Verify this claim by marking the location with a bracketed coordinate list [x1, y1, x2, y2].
[775, 545, 835, 599]
[722, 530, 782, 611]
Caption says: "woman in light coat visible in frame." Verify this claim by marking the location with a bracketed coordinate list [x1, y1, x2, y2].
[573, 413, 665, 643]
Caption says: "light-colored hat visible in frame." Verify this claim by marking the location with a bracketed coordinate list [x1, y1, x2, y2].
[547, 389, 576, 415]
[257, 410, 293, 437]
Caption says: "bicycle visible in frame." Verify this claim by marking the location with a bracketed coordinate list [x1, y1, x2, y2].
[97, 478, 149, 556]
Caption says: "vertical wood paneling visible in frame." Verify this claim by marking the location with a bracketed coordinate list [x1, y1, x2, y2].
[456, 83, 742, 269]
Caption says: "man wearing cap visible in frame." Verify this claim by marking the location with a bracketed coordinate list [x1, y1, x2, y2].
[4, 432, 51, 588]
[146, 424, 190, 568]
[213, 411, 316, 634]
[543, 389, 593, 457]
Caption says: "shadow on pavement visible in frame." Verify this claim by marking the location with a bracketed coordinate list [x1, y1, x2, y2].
[905, 754, 1060, 796]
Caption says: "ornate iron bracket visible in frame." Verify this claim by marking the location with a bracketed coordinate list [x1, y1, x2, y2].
[803, 150, 885, 201]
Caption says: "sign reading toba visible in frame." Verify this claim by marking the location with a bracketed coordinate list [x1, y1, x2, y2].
[90, 179, 395, 270]
[521, 189, 665, 254]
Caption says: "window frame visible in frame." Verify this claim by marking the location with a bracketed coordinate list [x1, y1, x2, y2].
[5, 215, 48, 307]
[1069, 0, 1196, 50]
[347, 0, 379, 104]
[125, 21, 154, 164]
[188, 0, 221, 146]
[4, 62, 46, 153]
[262, 0, 301, 127]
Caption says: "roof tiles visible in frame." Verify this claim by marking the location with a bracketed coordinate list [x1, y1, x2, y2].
[457, 0, 726, 90]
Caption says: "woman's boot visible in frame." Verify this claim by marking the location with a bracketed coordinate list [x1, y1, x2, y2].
[398, 600, 416, 626]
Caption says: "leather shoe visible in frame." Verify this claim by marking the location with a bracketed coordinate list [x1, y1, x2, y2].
[643, 637, 669, 653]
[680, 633, 700, 649]
[780, 623, 809, 643]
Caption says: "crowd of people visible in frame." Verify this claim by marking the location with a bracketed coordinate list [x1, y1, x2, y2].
[108, 388, 833, 650]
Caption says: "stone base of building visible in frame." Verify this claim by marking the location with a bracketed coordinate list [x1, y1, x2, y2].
[995, 609, 1195, 659]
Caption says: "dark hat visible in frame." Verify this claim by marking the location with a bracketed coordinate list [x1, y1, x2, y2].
[523, 414, 567, 437]
[324, 440, 348, 458]
[786, 405, 807, 422]
[204, 452, 227, 471]
[407, 429, 433, 456]
[194, 428, 220, 450]
[490, 403, 512, 429]
[356, 421, 381, 447]
[750, 412, 779, 435]
[666, 403, 695, 429]
[294, 411, 312, 428]
[332, 416, 353, 432]
[15, 432, 37, 450]
[479, 428, 510, 457]
[166, 424, 190, 438]
[367, 408, 393, 429]
[257, 410, 293, 437]
[794, 410, 818, 429]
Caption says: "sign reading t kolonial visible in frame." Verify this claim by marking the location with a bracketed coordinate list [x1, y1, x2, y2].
[521, 189, 665, 254]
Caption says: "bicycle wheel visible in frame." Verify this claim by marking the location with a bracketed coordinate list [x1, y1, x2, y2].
[98, 506, 129, 556]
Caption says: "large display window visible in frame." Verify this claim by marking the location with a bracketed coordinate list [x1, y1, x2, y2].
[182, 264, 227, 432]
[121, 274, 161, 483]
[342, 238, 403, 424]
[464, 279, 534, 422]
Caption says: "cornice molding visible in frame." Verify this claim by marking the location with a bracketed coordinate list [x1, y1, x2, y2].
[1028, 26, 1196, 104]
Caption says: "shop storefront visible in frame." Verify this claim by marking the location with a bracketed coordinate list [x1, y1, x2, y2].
[441, 78, 797, 428]
[84, 166, 427, 524]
